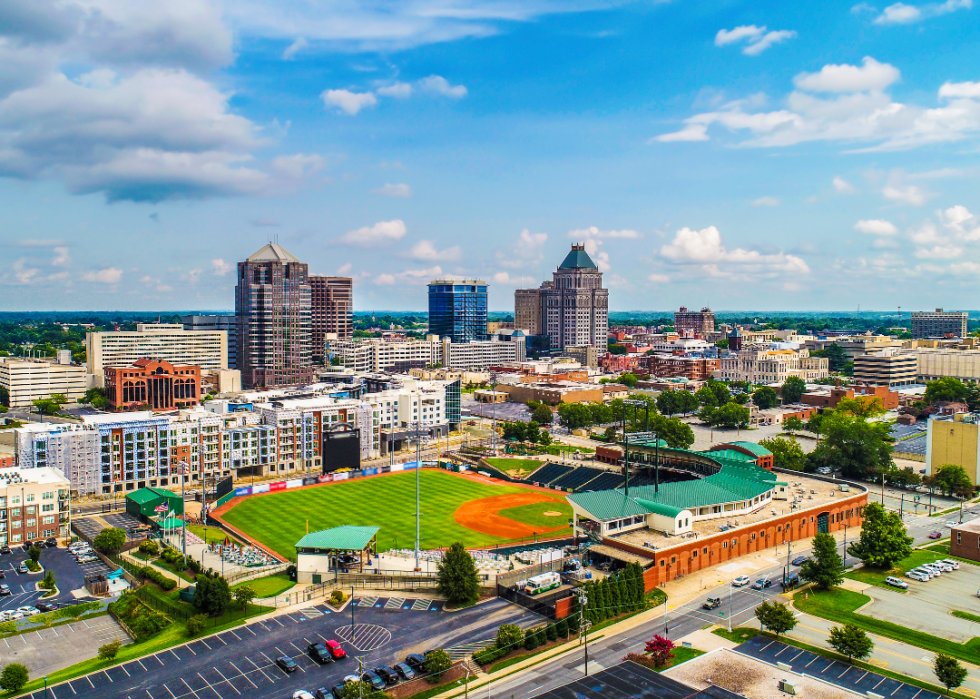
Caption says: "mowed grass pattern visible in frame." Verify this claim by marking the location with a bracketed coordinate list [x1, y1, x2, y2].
[220, 470, 566, 560]
[497, 501, 573, 530]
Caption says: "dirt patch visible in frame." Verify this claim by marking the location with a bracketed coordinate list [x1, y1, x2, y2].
[454, 493, 567, 538]
[542, 511, 562, 517]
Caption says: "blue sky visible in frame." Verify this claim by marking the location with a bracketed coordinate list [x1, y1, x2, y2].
[3, 0, 980, 312]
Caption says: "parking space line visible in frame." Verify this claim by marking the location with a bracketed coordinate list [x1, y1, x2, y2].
[185, 643, 197, 656]
[838, 666, 851, 679]
[119, 664, 130, 677]
[170, 649, 181, 661]
[271, 617, 285, 627]
[213, 634, 227, 645]
[50, 688, 58, 699]
[891, 684, 903, 695]
[790, 650, 805, 662]
[180, 678, 200, 699]
[229, 662, 256, 689]
[804, 655, 819, 668]
[66, 681, 76, 695]
[198, 672, 223, 699]
[289, 641, 303, 654]
[103, 670, 113, 683]
[857, 671, 869, 683]
[200, 638, 211, 650]
[154, 654, 165, 665]
[146, 691, 154, 699]
[228, 630, 242, 641]
[246, 657, 274, 684]
[137, 659, 147, 671]
[263, 652, 290, 676]
[212, 667, 239, 696]
[910, 690, 923, 699]
[257, 622, 270, 632]
[284, 613, 297, 623]
[873, 678, 888, 690]
[85, 675, 94, 689]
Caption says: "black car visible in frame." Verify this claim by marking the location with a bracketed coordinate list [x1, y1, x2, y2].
[275, 656, 298, 673]
[394, 663, 416, 681]
[405, 654, 427, 671]
[45, 538, 58, 548]
[35, 602, 57, 612]
[308, 642, 333, 665]
[0, 546, 10, 555]
[314, 689, 332, 699]
[374, 667, 399, 685]
[361, 671, 386, 691]
[329, 684, 348, 699]
[783, 572, 800, 587]
[791, 556, 809, 566]
[0, 570, 5, 579]
[702, 597, 721, 610]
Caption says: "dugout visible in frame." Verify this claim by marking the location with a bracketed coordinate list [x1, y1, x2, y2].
[126, 487, 183, 523]
[295, 525, 379, 584]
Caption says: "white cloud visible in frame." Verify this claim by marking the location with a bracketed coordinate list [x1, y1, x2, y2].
[12, 259, 39, 285]
[321, 89, 378, 115]
[939, 80, 980, 98]
[647, 273, 671, 283]
[792, 57, 900, 93]
[51, 247, 71, 267]
[282, 37, 308, 60]
[497, 229, 548, 269]
[83, 267, 123, 283]
[211, 258, 233, 276]
[833, 176, 856, 193]
[401, 240, 462, 262]
[371, 183, 413, 198]
[660, 225, 810, 274]
[583, 239, 611, 272]
[271, 153, 325, 179]
[140, 274, 173, 293]
[752, 196, 780, 207]
[336, 263, 352, 275]
[854, 219, 898, 236]
[743, 30, 797, 56]
[568, 226, 640, 239]
[337, 219, 407, 247]
[882, 183, 928, 205]
[715, 25, 796, 55]
[874, 0, 971, 24]
[419, 75, 467, 99]
[377, 82, 413, 98]
[374, 265, 443, 286]
[374, 273, 396, 285]
[493, 271, 510, 283]
[652, 124, 709, 143]
[915, 244, 963, 259]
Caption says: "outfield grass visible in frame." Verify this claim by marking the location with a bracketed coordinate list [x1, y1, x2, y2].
[232, 573, 294, 598]
[220, 470, 566, 560]
[485, 457, 544, 471]
[498, 501, 572, 529]
[843, 550, 950, 589]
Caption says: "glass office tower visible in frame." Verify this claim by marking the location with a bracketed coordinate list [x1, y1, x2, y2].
[427, 279, 488, 343]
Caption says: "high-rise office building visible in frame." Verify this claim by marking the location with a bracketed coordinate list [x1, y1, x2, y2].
[427, 279, 488, 343]
[911, 309, 968, 339]
[310, 276, 354, 363]
[235, 243, 314, 388]
[516, 244, 608, 351]
[674, 306, 715, 337]
[182, 315, 237, 368]
[86, 324, 228, 376]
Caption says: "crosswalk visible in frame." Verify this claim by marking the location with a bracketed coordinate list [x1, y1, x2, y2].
[349, 595, 443, 611]
[445, 638, 494, 661]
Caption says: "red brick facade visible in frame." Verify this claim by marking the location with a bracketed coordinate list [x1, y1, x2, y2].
[600, 490, 868, 591]
[104, 358, 201, 411]
[801, 384, 899, 411]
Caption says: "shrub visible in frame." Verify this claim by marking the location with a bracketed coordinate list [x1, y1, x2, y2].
[330, 590, 347, 606]
[524, 631, 538, 651]
[28, 545, 42, 563]
[423, 649, 452, 683]
[138, 540, 159, 556]
[474, 646, 506, 665]
[141, 566, 177, 591]
[93, 527, 126, 553]
[186, 614, 208, 637]
[39, 570, 56, 590]
[0, 663, 28, 692]
[98, 639, 122, 661]
[546, 623, 558, 642]
[233, 585, 256, 610]
[25, 559, 40, 572]
[187, 557, 202, 575]
[109, 593, 171, 642]
[556, 618, 569, 638]
[495, 623, 523, 650]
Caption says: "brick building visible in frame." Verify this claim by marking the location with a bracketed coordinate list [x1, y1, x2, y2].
[104, 359, 202, 411]
[647, 354, 719, 381]
[801, 383, 899, 411]
[310, 275, 353, 363]
[950, 518, 980, 562]
[674, 307, 715, 337]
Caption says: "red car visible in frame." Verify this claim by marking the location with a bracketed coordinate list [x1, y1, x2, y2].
[928, 531, 942, 540]
[325, 639, 346, 659]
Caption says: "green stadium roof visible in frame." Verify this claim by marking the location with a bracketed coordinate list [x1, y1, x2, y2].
[126, 487, 180, 504]
[295, 525, 379, 551]
[725, 441, 772, 457]
[634, 499, 686, 518]
[706, 448, 756, 463]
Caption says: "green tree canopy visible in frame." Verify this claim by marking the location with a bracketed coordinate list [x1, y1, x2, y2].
[0, 663, 29, 692]
[828, 623, 874, 662]
[847, 502, 913, 568]
[703, 402, 751, 428]
[808, 412, 893, 480]
[759, 436, 807, 471]
[649, 415, 695, 449]
[93, 527, 126, 553]
[530, 404, 553, 424]
[783, 415, 805, 434]
[925, 377, 970, 405]
[233, 585, 256, 610]
[656, 390, 679, 416]
[753, 387, 778, 410]
[929, 464, 974, 498]
[619, 373, 639, 389]
[800, 532, 844, 589]
[934, 653, 968, 693]
[781, 376, 807, 404]
[835, 396, 886, 418]
[755, 601, 798, 638]
[694, 387, 717, 409]
[557, 403, 593, 430]
[437, 542, 481, 606]
[708, 380, 732, 406]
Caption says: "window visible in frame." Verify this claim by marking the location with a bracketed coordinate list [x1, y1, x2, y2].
[42, 504, 54, 513]
[670, 556, 676, 564]
[42, 492, 53, 500]
[42, 516, 55, 525]
[692, 550, 697, 558]
[11, 535, 20, 543]
[25, 494, 33, 503]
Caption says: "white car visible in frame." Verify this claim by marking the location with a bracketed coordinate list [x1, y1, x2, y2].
[906, 571, 929, 582]
[77, 554, 98, 563]
[292, 693, 316, 699]
[941, 559, 960, 570]
[885, 576, 908, 589]
[16, 606, 38, 616]
[913, 567, 937, 579]
[7, 611, 24, 620]
[732, 575, 751, 587]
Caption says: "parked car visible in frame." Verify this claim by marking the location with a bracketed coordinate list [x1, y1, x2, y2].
[308, 643, 333, 665]
[77, 555, 98, 563]
[361, 671, 386, 692]
[928, 531, 942, 540]
[913, 567, 937, 579]
[17, 606, 39, 616]
[405, 654, 427, 671]
[393, 663, 416, 681]
[942, 559, 960, 570]
[906, 571, 929, 582]
[0, 584, 9, 596]
[374, 667, 399, 685]
[324, 639, 346, 659]
[702, 597, 721, 610]
[752, 578, 772, 590]
[45, 538, 58, 548]
[782, 573, 800, 587]
[921, 564, 943, 575]
[732, 575, 750, 587]
[313, 689, 332, 699]
[35, 602, 57, 612]
[885, 576, 908, 589]
[7, 611, 23, 620]
[329, 684, 348, 699]
[0, 570, 5, 579]
[18, 562, 28, 573]
[0, 546, 10, 555]
[292, 692, 315, 699]
[276, 656, 298, 673]
[791, 556, 809, 566]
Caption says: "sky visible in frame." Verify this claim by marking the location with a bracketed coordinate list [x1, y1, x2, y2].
[3, 0, 980, 313]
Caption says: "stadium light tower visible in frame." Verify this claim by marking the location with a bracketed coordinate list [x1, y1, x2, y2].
[621, 398, 646, 498]
[412, 422, 431, 572]
[489, 370, 499, 454]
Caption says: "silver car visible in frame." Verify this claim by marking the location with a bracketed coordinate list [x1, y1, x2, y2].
[906, 570, 929, 582]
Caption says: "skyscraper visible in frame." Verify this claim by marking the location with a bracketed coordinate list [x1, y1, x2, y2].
[516, 244, 608, 351]
[427, 279, 488, 343]
[235, 243, 314, 388]
[310, 276, 353, 363]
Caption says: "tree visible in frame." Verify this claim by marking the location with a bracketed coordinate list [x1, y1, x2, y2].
[847, 502, 913, 568]
[645, 635, 675, 666]
[32, 399, 61, 415]
[98, 639, 122, 661]
[828, 624, 874, 662]
[656, 391, 679, 416]
[604, 425, 618, 441]
[784, 416, 805, 435]
[567, 594, 581, 634]
[233, 585, 256, 610]
[28, 544, 42, 563]
[186, 613, 208, 637]
[93, 527, 127, 553]
[546, 623, 558, 642]
[193, 575, 232, 616]
[694, 387, 718, 409]
[619, 373, 639, 389]
[800, 532, 844, 589]
[710, 402, 751, 429]
[934, 653, 968, 694]
[933, 465, 975, 498]
[808, 412, 893, 480]
[649, 415, 695, 449]
[496, 623, 524, 650]
[608, 344, 627, 355]
[835, 396, 886, 418]
[437, 541, 480, 606]
[557, 403, 593, 430]
[753, 387, 778, 410]
[781, 376, 807, 404]
[675, 390, 699, 415]
[0, 663, 28, 692]
[822, 344, 850, 373]
[925, 377, 970, 405]
[424, 649, 452, 682]
[754, 601, 798, 638]
[759, 437, 807, 471]
[708, 381, 732, 406]
[0, 386, 8, 407]
[531, 404, 553, 425]
[587, 402, 614, 426]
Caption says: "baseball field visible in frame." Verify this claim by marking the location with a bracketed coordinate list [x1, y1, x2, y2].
[217, 469, 573, 561]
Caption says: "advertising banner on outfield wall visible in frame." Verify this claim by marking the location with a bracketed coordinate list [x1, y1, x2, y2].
[286, 479, 304, 489]
[234, 487, 252, 497]
[252, 484, 270, 494]
[269, 481, 286, 492]
[333, 472, 349, 481]
[390, 464, 403, 472]
[363, 468, 378, 476]
[317, 474, 332, 483]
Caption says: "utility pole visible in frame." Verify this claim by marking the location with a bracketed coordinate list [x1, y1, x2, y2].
[785, 540, 791, 587]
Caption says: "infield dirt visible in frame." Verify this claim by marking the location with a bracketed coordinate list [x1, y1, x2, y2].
[454, 492, 568, 538]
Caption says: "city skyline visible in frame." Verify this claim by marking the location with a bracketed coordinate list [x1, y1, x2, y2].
[2, 1, 980, 312]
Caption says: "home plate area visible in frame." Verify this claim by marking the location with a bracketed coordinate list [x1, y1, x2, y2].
[334, 623, 392, 652]
[351, 596, 444, 611]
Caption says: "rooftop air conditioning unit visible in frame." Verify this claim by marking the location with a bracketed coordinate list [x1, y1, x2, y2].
[779, 680, 797, 695]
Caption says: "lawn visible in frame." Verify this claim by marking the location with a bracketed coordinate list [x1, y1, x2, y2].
[923, 542, 980, 566]
[220, 469, 567, 560]
[843, 550, 951, 589]
[232, 573, 294, 598]
[657, 646, 705, 671]
[498, 501, 573, 530]
[712, 627, 760, 643]
[187, 524, 243, 546]
[794, 587, 980, 665]
[485, 457, 544, 471]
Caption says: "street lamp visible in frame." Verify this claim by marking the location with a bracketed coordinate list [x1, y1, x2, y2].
[411, 423, 431, 572]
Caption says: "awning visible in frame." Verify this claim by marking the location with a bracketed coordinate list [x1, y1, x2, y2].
[588, 544, 653, 566]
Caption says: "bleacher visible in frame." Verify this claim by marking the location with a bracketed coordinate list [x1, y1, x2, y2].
[583, 472, 627, 491]
[527, 463, 573, 485]
[551, 467, 605, 491]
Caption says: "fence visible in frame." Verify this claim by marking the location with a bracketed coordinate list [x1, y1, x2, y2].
[224, 562, 290, 585]
[334, 572, 441, 592]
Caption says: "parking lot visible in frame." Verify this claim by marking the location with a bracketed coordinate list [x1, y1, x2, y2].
[24, 597, 542, 699]
[1, 612, 130, 678]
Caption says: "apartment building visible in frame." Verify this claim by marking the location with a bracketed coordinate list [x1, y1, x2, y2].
[86, 324, 228, 377]
[331, 336, 524, 373]
[647, 354, 720, 381]
[912, 309, 968, 339]
[564, 345, 598, 368]
[716, 348, 829, 384]
[926, 412, 980, 486]
[673, 307, 715, 337]
[0, 468, 71, 547]
[0, 357, 89, 408]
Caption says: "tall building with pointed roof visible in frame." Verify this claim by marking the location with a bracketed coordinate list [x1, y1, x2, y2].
[235, 243, 314, 388]
[515, 244, 609, 351]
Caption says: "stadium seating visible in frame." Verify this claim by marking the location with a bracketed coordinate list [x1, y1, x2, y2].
[527, 463, 573, 485]
[551, 467, 605, 491]
[583, 472, 627, 491]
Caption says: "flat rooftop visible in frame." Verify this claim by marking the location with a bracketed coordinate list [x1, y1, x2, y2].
[612, 472, 854, 553]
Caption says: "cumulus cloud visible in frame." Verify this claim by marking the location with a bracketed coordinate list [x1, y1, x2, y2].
[939, 80, 980, 98]
[11, 259, 39, 285]
[792, 57, 900, 92]
[337, 219, 407, 247]
[211, 258, 233, 276]
[418, 75, 467, 98]
[660, 225, 810, 275]
[371, 183, 413, 198]
[377, 82, 413, 98]
[752, 196, 780, 207]
[271, 154, 325, 179]
[321, 88, 378, 115]
[652, 124, 709, 143]
[647, 273, 671, 283]
[873, 0, 972, 24]
[83, 267, 123, 283]
[497, 229, 548, 269]
[374, 266, 443, 286]
[568, 226, 640, 239]
[882, 183, 929, 205]
[715, 25, 796, 55]
[854, 219, 898, 236]
[282, 37, 308, 60]
[401, 240, 462, 262]
[833, 176, 856, 193]
[51, 247, 71, 267]
[493, 271, 511, 283]
[583, 239, 611, 272]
